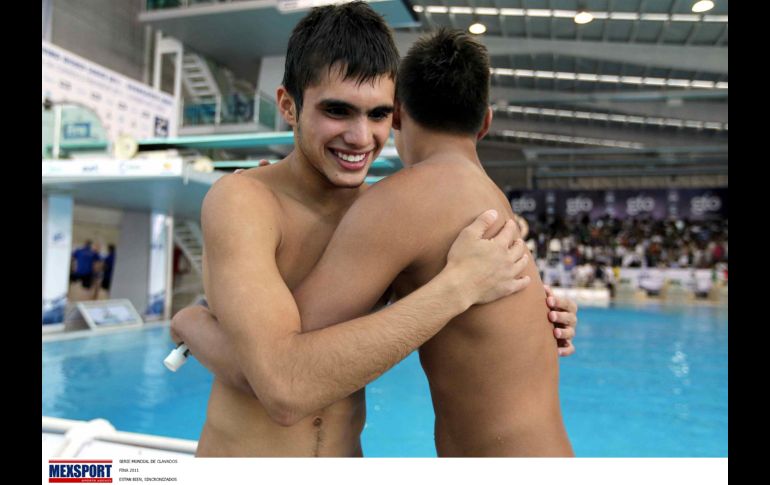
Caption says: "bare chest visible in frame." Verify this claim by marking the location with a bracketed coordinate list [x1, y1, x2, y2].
[274, 201, 345, 290]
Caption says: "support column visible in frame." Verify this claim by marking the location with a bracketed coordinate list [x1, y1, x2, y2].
[146, 212, 173, 321]
[42, 194, 73, 324]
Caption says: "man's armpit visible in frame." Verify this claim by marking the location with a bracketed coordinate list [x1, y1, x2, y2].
[371, 285, 396, 312]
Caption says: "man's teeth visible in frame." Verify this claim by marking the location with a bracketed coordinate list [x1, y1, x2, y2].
[334, 151, 366, 163]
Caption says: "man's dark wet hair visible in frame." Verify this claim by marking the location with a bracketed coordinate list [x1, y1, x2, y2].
[397, 28, 490, 135]
[282, 1, 400, 114]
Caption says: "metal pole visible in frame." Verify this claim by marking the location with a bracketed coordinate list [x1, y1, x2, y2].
[173, 46, 183, 113]
[153, 31, 163, 90]
[52, 105, 62, 159]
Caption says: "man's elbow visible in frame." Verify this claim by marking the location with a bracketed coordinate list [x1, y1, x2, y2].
[169, 310, 187, 344]
[170, 305, 206, 342]
[265, 402, 302, 427]
[259, 387, 306, 427]
[239, 368, 308, 427]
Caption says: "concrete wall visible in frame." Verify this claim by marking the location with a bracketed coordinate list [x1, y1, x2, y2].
[42, 0, 53, 41]
[50, 0, 147, 83]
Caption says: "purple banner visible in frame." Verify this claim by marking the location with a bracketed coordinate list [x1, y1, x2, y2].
[677, 188, 728, 220]
[557, 191, 608, 219]
[508, 188, 727, 221]
[612, 190, 668, 219]
[509, 191, 545, 218]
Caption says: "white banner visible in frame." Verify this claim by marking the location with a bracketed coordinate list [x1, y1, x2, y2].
[42, 158, 183, 179]
[42, 195, 73, 324]
[619, 268, 713, 289]
[42, 41, 178, 143]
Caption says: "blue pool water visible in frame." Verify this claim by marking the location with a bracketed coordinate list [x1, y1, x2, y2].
[42, 304, 727, 457]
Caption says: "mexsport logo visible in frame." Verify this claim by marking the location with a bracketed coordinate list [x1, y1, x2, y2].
[48, 460, 113, 483]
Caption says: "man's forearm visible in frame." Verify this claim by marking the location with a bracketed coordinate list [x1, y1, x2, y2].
[171, 307, 252, 394]
[253, 269, 470, 425]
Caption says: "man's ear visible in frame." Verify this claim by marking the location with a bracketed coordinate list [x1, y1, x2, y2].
[392, 99, 402, 130]
[277, 86, 298, 126]
[476, 106, 493, 141]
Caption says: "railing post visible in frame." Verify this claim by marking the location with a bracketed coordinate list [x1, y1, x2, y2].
[254, 90, 261, 125]
[52, 105, 62, 159]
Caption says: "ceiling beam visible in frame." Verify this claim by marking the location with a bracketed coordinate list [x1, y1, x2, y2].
[393, 33, 728, 74]
[488, 117, 726, 148]
[489, 86, 728, 122]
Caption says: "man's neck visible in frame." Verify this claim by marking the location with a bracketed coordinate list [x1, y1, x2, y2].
[279, 149, 366, 214]
[403, 129, 482, 169]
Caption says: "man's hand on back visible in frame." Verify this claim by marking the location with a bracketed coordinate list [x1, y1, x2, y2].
[544, 285, 578, 357]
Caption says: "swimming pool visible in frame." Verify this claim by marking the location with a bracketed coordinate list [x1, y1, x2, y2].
[42, 303, 727, 457]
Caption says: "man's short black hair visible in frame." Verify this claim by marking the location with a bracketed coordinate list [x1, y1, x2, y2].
[282, 1, 400, 114]
[397, 28, 490, 135]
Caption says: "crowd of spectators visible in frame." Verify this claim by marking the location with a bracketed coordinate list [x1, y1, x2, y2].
[523, 215, 728, 291]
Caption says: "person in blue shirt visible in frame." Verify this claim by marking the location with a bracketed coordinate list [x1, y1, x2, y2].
[70, 240, 97, 289]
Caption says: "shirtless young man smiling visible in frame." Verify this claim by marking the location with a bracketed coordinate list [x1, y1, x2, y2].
[172, 3, 577, 457]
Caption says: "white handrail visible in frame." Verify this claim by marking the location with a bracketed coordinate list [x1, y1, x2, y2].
[43, 416, 197, 456]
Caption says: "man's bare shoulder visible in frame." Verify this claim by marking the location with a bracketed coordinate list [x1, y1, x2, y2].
[360, 159, 513, 247]
[202, 174, 283, 248]
[204, 173, 280, 216]
[359, 159, 485, 217]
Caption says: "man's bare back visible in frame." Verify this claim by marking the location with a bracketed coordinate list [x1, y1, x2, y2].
[389, 160, 573, 456]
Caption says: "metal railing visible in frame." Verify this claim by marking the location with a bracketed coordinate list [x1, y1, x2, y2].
[43, 416, 197, 457]
[181, 92, 280, 129]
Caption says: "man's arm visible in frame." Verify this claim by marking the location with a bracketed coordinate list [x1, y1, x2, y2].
[170, 305, 252, 393]
[199, 175, 527, 426]
[172, 285, 580, 391]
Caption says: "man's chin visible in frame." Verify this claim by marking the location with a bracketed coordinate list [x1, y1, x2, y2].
[332, 178, 366, 189]
[328, 173, 367, 188]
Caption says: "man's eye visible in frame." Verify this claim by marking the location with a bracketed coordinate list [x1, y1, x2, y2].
[370, 111, 391, 121]
[326, 107, 348, 117]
